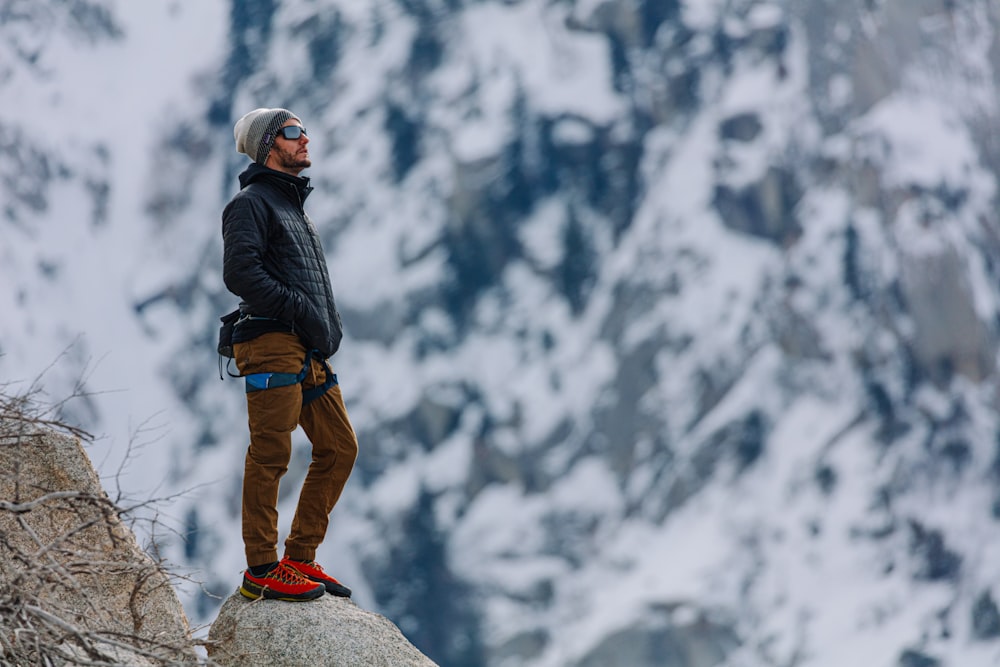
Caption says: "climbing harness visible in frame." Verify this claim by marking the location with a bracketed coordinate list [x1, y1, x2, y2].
[243, 348, 338, 406]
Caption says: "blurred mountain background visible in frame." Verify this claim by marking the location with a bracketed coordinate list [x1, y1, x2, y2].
[4, 1, 1000, 665]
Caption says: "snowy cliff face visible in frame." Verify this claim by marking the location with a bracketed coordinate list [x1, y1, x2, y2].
[5, 1, 1000, 666]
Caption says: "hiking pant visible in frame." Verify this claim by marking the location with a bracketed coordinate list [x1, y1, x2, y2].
[233, 332, 358, 567]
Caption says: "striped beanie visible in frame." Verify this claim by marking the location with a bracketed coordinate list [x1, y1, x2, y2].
[233, 107, 299, 164]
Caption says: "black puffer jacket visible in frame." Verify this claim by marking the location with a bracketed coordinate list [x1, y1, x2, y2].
[222, 163, 343, 357]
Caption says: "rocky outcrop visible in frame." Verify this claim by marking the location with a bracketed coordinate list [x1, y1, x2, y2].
[899, 242, 995, 384]
[208, 592, 438, 666]
[0, 418, 196, 665]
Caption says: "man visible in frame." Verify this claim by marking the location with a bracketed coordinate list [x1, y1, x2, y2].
[222, 107, 358, 601]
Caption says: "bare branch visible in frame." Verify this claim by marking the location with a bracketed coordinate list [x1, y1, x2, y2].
[0, 368, 209, 665]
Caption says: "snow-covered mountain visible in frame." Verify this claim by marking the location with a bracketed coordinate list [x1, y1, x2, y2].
[5, 1, 1000, 665]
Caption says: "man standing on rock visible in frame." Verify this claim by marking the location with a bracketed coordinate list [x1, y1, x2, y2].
[222, 107, 358, 601]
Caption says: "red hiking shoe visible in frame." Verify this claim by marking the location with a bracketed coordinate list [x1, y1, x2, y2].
[240, 561, 326, 601]
[281, 556, 352, 598]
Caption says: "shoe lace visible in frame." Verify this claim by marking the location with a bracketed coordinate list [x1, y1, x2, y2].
[267, 562, 310, 585]
[286, 557, 324, 572]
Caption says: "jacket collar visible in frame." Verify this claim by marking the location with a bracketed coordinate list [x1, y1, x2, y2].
[238, 163, 313, 204]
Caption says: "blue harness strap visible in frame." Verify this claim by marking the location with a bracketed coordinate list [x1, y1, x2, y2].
[302, 363, 338, 405]
[244, 349, 338, 406]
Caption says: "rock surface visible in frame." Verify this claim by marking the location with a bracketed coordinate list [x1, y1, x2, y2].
[208, 591, 438, 666]
[0, 418, 196, 665]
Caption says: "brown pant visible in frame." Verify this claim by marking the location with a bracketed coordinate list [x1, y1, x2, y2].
[233, 332, 358, 567]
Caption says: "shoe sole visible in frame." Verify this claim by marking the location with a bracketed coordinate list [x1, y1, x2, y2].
[311, 579, 351, 598]
[239, 582, 325, 602]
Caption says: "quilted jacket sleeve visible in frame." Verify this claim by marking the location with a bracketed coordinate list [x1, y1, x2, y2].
[221, 193, 304, 324]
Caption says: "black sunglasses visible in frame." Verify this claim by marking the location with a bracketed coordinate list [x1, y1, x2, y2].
[274, 125, 307, 140]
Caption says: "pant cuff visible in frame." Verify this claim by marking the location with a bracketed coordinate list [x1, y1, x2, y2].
[283, 546, 317, 561]
[246, 549, 279, 568]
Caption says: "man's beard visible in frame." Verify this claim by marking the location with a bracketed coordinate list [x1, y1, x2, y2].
[273, 145, 311, 170]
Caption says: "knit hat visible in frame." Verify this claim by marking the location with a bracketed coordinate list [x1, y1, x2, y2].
[234, 108, 300, 164]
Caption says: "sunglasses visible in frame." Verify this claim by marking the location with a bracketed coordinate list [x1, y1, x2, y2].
[273, 125, 307, 141]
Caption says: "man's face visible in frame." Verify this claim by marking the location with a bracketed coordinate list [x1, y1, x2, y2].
[265, 119, 311, 175]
